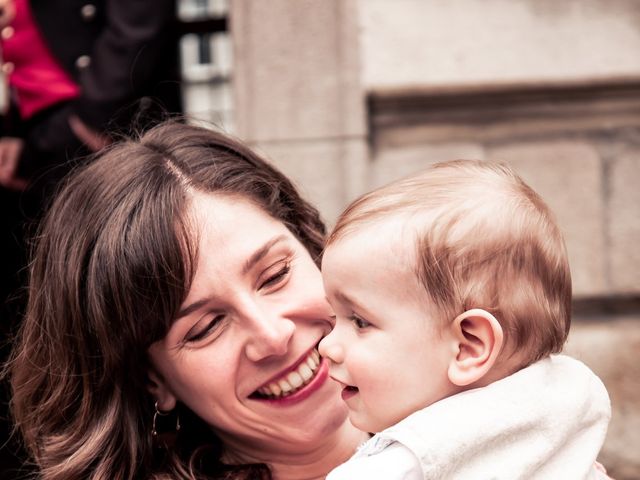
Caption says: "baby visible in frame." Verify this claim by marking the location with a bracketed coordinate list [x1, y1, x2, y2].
[319, 160, 611, 479]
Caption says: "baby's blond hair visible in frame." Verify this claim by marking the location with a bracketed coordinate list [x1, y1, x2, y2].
[328, 160, 571, 367]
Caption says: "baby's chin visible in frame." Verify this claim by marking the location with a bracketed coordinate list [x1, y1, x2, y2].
[348, 411, 395, 434]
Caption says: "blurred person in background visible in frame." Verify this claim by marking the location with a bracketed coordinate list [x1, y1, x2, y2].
[0, 0, 182, 475]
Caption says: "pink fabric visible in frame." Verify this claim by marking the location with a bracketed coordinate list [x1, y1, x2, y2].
[1, 0, 80, 119]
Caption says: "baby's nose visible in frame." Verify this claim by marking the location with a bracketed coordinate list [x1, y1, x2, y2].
[318, 329, 344, 364]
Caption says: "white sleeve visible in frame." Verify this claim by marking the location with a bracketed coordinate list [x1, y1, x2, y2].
[326, 442, 422, 480]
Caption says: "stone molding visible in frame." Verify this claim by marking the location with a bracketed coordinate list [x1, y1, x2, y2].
[368, 77, 640, 148]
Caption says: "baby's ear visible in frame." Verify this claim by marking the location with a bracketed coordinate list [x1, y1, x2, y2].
[447, 309, 503, 387]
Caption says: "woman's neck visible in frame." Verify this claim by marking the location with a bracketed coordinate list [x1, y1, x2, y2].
[270, 421, 369, 480]
[222, 420, 370, 480]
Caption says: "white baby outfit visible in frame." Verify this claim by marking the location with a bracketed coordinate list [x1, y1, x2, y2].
[327, 355, 611, 480]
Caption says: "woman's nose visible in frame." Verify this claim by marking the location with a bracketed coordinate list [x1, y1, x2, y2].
[318, 328, 344, 364]
[244, 312, 295, 362]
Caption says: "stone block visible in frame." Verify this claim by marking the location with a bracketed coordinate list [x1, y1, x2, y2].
[250, 138, 370, 226]
[231, 0, 366, 142]
[608, 153, 640, 293]
[487, 141, 607, 297]
[371, 142, 485, 190]
[360, 0, 640, 88]
[564, 316, 640, 480]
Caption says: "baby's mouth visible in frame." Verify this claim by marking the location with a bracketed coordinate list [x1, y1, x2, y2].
[251, 348, 321, 399]
[341, 385, 359, 401]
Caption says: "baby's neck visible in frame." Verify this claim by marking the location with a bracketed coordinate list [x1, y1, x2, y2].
[471, 353, 530, 390]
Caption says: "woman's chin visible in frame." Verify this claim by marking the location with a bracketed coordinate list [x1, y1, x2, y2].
[273, 385, 351, 445]
[241, 358, 352, 447]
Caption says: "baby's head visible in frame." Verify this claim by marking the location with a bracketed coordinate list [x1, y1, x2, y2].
[319, 160, 571, 432]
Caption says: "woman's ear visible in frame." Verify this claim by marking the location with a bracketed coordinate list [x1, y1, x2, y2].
[147, 364, 178, 412]
[447, 308, 503, 387]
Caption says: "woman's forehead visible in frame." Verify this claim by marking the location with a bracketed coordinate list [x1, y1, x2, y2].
[188, 192, 283, 234]
[186, 193, 293, 267]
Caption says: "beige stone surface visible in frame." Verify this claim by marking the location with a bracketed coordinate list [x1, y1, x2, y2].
[609, 153, 640, 292]
[371, 142, 485, 190]
[487, 141, 607, 297]
[360, 0, 640, 88]
[371, 90, 640, 148]
[231, 0, 366, 142]
[231, 0, 370, 228]
[250, 139, 370, 226]
[564, 316, 640, 480]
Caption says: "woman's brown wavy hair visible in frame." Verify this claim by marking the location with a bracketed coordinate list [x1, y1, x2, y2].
[6, 121, 326, 479]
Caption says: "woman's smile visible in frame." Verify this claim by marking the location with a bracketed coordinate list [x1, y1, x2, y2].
[251, 358, 329, 407]
[252, 347, 322, 399]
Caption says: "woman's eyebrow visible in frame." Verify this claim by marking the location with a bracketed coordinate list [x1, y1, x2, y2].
[241, 234, 289, 275]
[176, 299, 209, 320]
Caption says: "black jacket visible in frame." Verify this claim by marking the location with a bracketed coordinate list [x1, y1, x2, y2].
[5, 0, 182, 175]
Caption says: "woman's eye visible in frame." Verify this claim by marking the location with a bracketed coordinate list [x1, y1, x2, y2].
[184, 315, 224, 343]
[259, 261, 291, 290]
[349, 314, 371, 329]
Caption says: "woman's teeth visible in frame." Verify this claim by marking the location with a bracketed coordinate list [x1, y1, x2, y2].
[255, 349, 321, 398]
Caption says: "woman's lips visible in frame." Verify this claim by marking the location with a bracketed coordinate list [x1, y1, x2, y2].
[251, 347, 322, 399]
[251, 357, 330, 406]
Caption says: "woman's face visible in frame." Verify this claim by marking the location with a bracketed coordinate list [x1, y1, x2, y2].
[147, 193, 347, 458]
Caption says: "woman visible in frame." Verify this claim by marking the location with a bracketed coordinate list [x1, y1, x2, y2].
[7, 121, 368, 479]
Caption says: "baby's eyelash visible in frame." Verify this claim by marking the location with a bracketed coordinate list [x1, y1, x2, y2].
[349, 314, 371, 329]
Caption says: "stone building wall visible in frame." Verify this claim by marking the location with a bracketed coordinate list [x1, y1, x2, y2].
[359, 0, 640, 88]
[231, 0, 369, 222]
[230, 0, 640, 477]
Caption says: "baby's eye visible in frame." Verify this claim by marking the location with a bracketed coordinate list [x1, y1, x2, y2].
[349, 314, 371, 330]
